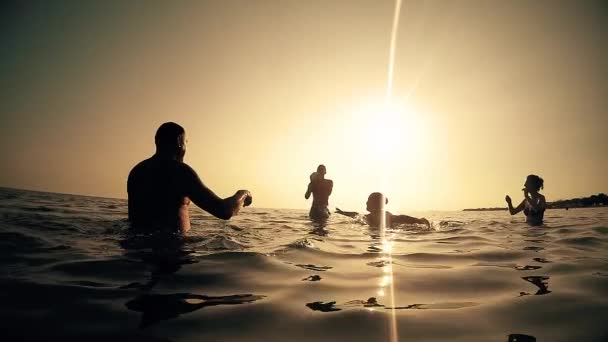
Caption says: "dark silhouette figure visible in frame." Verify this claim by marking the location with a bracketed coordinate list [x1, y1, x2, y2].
[127, 122, 252, 233]
[505, 174, 546, 226]
[305, 164, 333, 220]
[335, 192, 430, 228]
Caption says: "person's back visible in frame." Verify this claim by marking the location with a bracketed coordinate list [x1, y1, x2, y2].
[305, 164, 333, 220]
[128, 156, 193, 232]
[127, 122, 252, 234]
[311, 179, 332, 207]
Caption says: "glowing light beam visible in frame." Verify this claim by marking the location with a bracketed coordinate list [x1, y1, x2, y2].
[384, 2, 402, 341]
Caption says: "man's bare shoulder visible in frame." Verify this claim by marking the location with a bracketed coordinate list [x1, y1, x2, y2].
[128, 157, 196, 182]
[178, 161, 198, 177]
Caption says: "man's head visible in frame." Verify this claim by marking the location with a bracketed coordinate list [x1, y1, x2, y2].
[317, 164, 326, 175]
[366, 192, 388, 212]
[155, 122, 186, 160]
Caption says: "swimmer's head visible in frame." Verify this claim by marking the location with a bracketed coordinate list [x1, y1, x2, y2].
[524, 174, 544, 192]
[317, 164, 326, 175]
[366, 192, 388, 212]
[155, 122, 186, 160]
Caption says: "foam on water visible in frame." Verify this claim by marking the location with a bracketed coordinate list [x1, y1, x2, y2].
[1, 187, 608, 341]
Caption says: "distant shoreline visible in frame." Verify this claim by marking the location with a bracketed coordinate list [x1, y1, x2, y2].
[463, 193, 608, 211]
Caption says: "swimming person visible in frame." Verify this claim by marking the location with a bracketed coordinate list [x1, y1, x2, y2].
[335, 192, 430, 228]
[127, 122, 252, 234]
[304, 164, 333, 220]
[505, 174, 546, 226]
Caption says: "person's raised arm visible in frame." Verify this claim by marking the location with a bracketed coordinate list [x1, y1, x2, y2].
[335, 208, 359, 218]
[505, 195, 524, 215]
[183, 165, 251, 220]
[305, 182, 312, 199]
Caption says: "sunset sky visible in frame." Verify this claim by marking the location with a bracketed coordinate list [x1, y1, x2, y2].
[1, 1, 606, 212]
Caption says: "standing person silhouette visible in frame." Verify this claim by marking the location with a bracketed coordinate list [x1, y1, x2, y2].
[127, 122, 252, 234]
[305, 164, 333, 221]
[505, 174, 546, 226]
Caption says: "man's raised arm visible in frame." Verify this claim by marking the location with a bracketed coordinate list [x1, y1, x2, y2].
[335, 208, 359, 218]
[183, 165, 251, 220]
[305, 182, 312, 199]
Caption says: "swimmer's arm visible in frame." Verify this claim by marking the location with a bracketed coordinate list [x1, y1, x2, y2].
[505, 196, 525, 215]
[335, 208, 358, 218]
[327, 180, 333, 196]
[305, 183, 312, 199]
[392, 214, 430, 227]
[185, 166, 250, 220]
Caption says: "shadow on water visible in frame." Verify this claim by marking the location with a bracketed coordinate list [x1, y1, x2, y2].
[306, 297, 479, 313]
[520, 276, 551, 296]
[523, 246, 544, 252]
[309, 220, 329, 237]
[515, 227, 552, 297]
[473, 262, 542, 271]
[507, 333, 536, 341]
[367, 232, 383, 253]
[533, 257, 551, 263]
[302, 275, 322, 281]
[119, 231, 265, 328]
[295, 264, 332, 272]
[306, 301, 342, 312]
[119, 232, 195, 291]
[126, 293, 265, 328]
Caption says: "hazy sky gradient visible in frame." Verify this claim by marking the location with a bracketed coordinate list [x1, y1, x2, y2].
[1, 0, 606, 212]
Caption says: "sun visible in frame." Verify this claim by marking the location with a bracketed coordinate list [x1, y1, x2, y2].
[350, 99, 427, 164]
[317, 97, 429, 207]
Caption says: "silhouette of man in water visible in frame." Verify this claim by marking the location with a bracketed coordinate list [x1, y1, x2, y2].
[305, 164, 333, 220]
[128, 122, 252, 233]
[336, 192, 429, 228]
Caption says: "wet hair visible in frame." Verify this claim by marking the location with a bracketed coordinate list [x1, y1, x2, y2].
[155, 122, 185, 150]
[367, 192, 388, 210]
[526, 174, 544, 191]
[317, 164, 326, 173]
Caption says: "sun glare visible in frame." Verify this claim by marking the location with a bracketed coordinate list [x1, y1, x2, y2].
[327, 97, 431, 210]
[350, 99, 427, 164]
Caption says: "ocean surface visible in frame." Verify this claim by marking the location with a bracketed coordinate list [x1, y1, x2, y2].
[1, 187, 607, 341]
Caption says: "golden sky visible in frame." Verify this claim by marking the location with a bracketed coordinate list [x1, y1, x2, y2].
[1, 1, 606, 211]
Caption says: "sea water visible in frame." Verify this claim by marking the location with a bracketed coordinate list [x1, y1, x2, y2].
[1, 187, 607, 341]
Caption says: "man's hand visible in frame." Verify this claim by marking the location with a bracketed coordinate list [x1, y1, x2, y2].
[235, 190, 252, 207]
[505, 195, 512, 204]
[222, 190, 252, 219]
